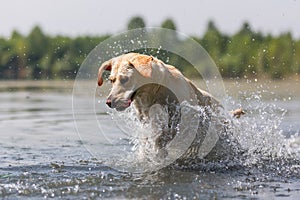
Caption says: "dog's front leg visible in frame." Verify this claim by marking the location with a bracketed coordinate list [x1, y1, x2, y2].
[148, 104, 170, 158]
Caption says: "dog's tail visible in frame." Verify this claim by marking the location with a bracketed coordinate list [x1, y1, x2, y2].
[231, 108, 246, 118]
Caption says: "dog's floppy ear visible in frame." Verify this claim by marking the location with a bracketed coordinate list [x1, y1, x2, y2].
[129, 54, 153, 78]
[98, 60, 112, 86]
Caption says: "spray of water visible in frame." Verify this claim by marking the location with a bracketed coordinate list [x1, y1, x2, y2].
[223, 88, 300, 177]
[106, 87, 300, 175]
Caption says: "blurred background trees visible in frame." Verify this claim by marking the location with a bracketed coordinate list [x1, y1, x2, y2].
[127, 16, 146, 30]
[0, 16, 299, 80]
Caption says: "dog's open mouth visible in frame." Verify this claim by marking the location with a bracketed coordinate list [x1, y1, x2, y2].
[113, 91, 137, 111]
[130, 91, 137, 102]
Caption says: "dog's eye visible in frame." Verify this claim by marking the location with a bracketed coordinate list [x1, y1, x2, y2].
[120, 76, 129, 84]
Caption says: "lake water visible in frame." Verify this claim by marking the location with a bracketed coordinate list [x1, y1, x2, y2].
[0, 79, 300, 199]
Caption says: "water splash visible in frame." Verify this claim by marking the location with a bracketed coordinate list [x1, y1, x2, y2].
[105, 89, 300, 175]
[223, 89, 300, 177]
[107, 101, 206, 171]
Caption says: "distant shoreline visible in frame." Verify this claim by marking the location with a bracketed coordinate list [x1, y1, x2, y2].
[0, 80, 74, 90]
[0, 76, 299, 89]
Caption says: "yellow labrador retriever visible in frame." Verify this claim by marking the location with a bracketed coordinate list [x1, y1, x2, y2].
[98, 53, 241, 162]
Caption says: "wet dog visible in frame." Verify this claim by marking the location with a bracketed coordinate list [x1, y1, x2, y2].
[98, 53, 242, 163]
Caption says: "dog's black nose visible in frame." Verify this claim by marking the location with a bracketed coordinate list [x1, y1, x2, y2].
[106, 99, 112, 107]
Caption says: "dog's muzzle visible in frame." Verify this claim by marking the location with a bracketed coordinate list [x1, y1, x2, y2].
[106, 91, 136, 110]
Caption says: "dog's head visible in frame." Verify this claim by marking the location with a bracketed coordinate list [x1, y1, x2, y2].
[98, 53, 153, 111]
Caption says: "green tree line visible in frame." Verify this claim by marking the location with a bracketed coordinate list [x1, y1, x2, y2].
[1, 16, 300, 80]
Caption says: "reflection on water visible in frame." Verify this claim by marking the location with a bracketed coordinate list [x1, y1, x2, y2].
[0, 80, 300, 199]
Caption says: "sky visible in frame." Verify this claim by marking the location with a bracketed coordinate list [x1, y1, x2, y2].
[1, 0, 300, 38]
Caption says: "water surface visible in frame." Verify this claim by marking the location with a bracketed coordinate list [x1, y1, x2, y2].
[0, 80, 300, 199]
